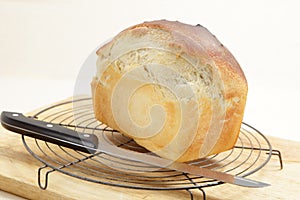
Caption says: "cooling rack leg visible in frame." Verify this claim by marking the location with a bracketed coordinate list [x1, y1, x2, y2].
[184, 172, 207, 200]
[267, 149, 283, 170]
[186, 189, 206, 200]
[186, 189, 194, 200]
[198, 188, 206, 200]
[38, 165, 55, 190]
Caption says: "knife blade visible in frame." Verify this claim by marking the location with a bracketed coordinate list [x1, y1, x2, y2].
[1, 111, 270, 188]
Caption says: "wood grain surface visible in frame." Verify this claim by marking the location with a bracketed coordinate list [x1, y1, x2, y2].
[0, 98, 299, 200]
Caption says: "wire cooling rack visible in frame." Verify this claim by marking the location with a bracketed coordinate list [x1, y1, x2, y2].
[21, 97, 282, 200]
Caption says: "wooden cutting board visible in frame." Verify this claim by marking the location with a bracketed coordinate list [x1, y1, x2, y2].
[0, 98, 299, 200]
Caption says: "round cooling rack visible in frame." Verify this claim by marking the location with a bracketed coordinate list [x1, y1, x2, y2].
[21, 97, 282, 200]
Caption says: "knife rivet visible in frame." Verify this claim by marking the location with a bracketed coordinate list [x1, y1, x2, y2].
[83, 134, 90, 138]
[12, 113, 19, 117]
[46, 124, 54, 128]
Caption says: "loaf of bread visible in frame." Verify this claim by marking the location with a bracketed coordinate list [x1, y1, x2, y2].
[91, 20, 247, 162]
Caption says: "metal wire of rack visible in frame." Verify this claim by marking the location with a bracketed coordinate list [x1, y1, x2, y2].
[20, 97, 282, 200]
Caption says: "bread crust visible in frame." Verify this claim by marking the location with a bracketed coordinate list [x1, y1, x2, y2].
[92, 20, 248, 162]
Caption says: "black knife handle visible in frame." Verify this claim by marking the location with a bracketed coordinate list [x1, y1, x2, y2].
[1, 111, 98, 154]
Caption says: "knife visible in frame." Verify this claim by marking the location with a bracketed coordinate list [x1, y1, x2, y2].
[1, 111, 269, 188]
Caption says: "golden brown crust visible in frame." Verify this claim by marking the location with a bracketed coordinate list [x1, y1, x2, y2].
[125, 20, 247, 83]
[92, 20, 248, 162]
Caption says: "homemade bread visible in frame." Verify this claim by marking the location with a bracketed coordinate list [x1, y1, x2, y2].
[91, 20, 248, 162]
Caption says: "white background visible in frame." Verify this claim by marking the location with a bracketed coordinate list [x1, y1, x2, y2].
[1, 0, 300, 144]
